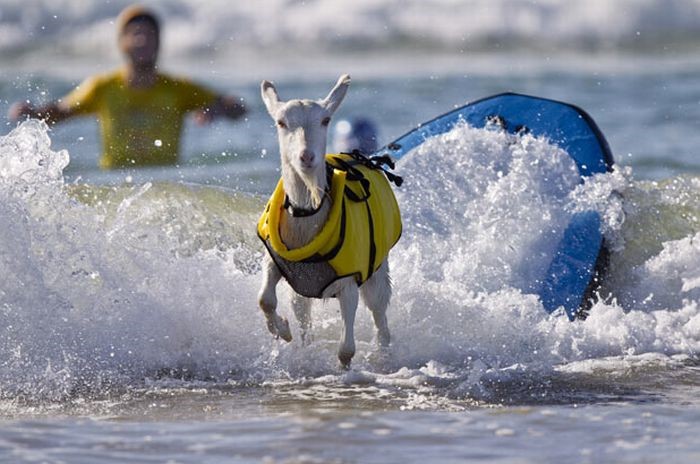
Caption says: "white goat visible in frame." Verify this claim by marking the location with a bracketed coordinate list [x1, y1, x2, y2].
[258, 74, 393, 368]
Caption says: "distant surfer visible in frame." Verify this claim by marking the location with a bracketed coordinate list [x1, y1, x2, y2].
[332, 117, 379, 154]
[8, 5, 246, 169]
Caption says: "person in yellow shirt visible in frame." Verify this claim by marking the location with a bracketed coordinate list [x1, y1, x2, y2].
[8, 5, 246, 169]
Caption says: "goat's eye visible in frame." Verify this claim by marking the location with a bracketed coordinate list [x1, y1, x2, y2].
[277, 120, 287, 129]
[321, 117, 331, 127]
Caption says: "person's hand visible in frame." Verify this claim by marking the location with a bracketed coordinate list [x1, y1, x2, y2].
[192, 96, 246, 125]
[193, 108, 214, 126]
[7, 101, 34, 122]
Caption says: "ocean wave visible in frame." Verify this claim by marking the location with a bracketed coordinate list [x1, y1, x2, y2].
[3, 0, 700, 61]
[0, 121, 698, 406]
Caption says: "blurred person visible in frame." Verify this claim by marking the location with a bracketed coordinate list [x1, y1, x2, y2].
[332, 116, 379, 154]
[8, 5, 246, 169]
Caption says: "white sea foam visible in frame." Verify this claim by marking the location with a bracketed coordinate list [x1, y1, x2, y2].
[3, 0, 700, 61]
[0, 121, 269, 400]
[0, 121, 698, 404]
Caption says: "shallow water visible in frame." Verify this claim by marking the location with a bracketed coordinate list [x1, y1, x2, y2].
[2, 368, 700, 463]
[2, 1, 700, 462]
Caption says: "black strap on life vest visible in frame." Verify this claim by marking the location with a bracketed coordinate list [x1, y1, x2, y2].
[343, 150, 404, 187]
[327, 150, 403, 203]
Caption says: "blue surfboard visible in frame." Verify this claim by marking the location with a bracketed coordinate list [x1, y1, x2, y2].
[376, 92, 614, 320]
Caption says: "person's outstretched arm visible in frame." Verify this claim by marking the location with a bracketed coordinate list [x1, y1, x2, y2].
[8, 75, 101, 125]
[7, 100, 77, 125]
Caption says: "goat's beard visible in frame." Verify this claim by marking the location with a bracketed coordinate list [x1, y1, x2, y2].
[299, 169, 325, 208]
[283, 160, 327, 209]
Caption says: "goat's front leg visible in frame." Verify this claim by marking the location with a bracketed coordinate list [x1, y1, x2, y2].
[337, 285, 359, 368]
[258, 256, 292, 342]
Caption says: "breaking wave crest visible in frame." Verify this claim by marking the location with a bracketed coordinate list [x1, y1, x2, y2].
[3, 0, 700, 61]
[0, 121, 698, 411]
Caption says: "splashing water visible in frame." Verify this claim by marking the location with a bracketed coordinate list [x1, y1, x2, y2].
[0, 121, 698, 413]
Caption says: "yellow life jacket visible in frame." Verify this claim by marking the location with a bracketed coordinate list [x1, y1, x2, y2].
[257, 153, 402, 298]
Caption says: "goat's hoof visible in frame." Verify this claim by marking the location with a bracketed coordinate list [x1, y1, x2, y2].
[266, 316, 293, 343]
[338, 351, 354, 369]
[377, 331, 391, 348]
[275, 316, 292, 342]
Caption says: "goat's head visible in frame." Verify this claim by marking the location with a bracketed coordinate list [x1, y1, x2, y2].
[261, 75, 350, 204]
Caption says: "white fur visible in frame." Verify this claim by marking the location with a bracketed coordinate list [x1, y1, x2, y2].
[258, 74, 392, 368]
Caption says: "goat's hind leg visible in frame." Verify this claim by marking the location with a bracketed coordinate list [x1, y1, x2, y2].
[337, 284, 359, 368]
[291, 293, 312, 346]
[360, 260, 391, 347]
[258, 256, 292, 342]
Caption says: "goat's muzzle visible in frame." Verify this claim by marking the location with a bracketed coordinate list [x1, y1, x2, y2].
[300, 149, 316, 170]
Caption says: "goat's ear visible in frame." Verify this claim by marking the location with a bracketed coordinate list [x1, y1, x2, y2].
[321, 74, 351, 115]
[261, 80, 281, 116]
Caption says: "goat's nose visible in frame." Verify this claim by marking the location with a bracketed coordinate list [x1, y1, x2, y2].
[300, 150, 315, 167]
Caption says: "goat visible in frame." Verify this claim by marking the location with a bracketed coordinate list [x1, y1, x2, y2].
[257, 74, 397, 368]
